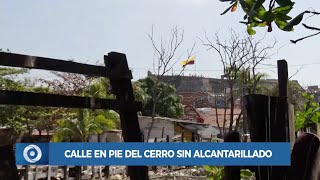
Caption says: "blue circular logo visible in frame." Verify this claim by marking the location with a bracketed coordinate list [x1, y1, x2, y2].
[23, 145, 42, 163]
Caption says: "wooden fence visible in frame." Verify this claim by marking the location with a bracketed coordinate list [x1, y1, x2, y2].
[1, 52, 319, 180]
[223, 60, 320, 180]
[0, 51, 148, 180]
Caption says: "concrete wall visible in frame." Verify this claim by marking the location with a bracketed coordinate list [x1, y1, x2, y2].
[88, 131, 123, 142]
[138, 116, 175, 141]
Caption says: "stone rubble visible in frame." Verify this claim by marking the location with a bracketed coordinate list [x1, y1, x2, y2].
[19, 165, 255, 180]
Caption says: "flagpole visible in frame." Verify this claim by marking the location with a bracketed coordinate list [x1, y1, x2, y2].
[194, 59, 196, 76]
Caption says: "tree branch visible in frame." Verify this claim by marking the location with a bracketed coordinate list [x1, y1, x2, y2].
[290, 32, 320, 44]
[302, 23, 320, 31]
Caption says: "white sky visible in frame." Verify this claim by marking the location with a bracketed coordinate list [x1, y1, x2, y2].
[0, 0, 319, 87]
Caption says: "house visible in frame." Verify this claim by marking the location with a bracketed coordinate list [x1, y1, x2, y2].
[154, 74, 304, 109]
[138, 116, 220, 142]
[156, 75, 227, 108]
[181, 105, 242, 135]
[88, 130, 123, 142]
[306, 85, 320, 103]
[307, 85, 319, 93]
[179, 92, 227, 108]
[181, 105, 205, 123]
[30, 131, 53, 142]
[22, 130, 123, 142]
[197, 107, 242, 132]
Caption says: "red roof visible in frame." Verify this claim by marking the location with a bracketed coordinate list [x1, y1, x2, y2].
[197, 108, 242, 127]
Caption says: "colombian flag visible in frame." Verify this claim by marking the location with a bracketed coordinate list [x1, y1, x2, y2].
[181, 56, 195, 67]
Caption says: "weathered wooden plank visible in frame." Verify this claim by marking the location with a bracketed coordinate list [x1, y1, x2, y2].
[47, 166, 51, 180]
[277, 60, 290, 142]
[244, 94, 289, 180]
[0, 90, 142, 111]
[106, 52, 148, 180]
[288, 104, 295, 148]
[0, 52, 132, 78]
[277, 60, 288, 97]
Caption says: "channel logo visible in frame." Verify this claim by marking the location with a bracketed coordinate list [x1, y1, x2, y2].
[16, 143, 49, 165]
[23, 145, 42, 163]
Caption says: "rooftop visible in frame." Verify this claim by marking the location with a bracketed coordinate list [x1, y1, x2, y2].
[154, 74, 304, 93]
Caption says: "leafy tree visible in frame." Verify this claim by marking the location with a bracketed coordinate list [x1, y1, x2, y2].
[145, 26, 195, 140]
[132, 81, 149, 108]
[83, 78, 120, 128]
[51, 108, 117, 142]
[46, 74, 119, 180]
[0, 67, 29, 133]
[42, 72, 119, 126]
[137, 76, 184, 118]
[258, 80, 305, 111]
[22, 87, 60, 138]
[51, 77, 120, 142]
[0, 68, 28, 89]
[51, 108, 117, 180]
[295, 92, 320, 132]
[84, 78, 114, 99]
[41, 72, 92, 96]
[202, 30, 275, 133]
[234, 68, 269, 132]
[203, 165, 253, 180]
[219, 0, 320, 43]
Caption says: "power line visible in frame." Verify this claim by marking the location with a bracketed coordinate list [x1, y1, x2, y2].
[129, 61, 320, 72]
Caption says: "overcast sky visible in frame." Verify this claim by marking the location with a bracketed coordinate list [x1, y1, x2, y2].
[0, 0, 320, 87]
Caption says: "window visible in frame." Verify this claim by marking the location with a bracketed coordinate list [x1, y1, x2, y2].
[216, 99, 225, 107]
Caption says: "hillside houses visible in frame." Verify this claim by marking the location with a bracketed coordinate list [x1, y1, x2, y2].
[307, 85, 320, 103]
[157, 75, 227, 108]
[154, 75, 304, 107]
[147, 74, 304, 134]
[138, 116, 220, 142]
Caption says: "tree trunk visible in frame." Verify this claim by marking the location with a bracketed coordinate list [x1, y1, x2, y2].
[47, 130, 50, 141]
[223, 105, 227, 135]
[215, 94, 222, 135]
[147, 81, 161, 141]
[234, 111, 243, 132]
[146, 100, 157, 141]
[229, 86, 234, 132]
[97, 133, 101, 142]
[38, 130, 42, 142]
[242, 108, 248, 134]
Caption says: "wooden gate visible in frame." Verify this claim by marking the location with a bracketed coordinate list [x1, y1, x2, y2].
[0, 51, 149, 180]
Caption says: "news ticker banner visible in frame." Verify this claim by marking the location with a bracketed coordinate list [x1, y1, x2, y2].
[15, 142, 290, 166]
